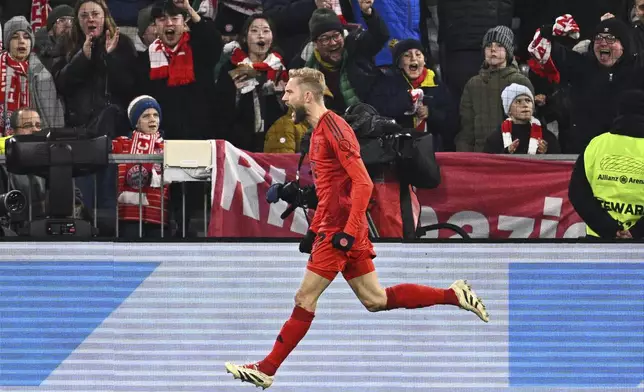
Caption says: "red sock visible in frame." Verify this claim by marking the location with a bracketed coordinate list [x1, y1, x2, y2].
[385, 284, 459, 310]
[258, 306, 314, 376]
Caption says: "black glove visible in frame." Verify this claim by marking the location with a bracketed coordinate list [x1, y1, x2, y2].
[299, 230, 317, 254]
[331, 232, 355, 252]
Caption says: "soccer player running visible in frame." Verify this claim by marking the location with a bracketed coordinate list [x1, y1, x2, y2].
[225, 68, 489, 389]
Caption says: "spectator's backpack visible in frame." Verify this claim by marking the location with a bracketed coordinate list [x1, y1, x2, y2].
[343, 103, 441, 189]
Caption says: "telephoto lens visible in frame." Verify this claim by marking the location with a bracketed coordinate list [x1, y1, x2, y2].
[0, 190, 26, 215]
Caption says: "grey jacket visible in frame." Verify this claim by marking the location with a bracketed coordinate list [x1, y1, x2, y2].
[29, 53, 65, 129]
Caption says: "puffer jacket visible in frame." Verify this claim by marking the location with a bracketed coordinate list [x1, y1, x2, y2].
[263, 109, 308, 153]
[437, 0, 513, 52]
[455, 63, 534, 152]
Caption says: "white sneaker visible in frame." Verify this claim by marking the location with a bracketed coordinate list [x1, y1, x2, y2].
[225, 362, 274, 389]
[450, 279, 489, 323]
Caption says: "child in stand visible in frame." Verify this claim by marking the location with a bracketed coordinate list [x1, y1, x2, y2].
[112, 95, 169, 238]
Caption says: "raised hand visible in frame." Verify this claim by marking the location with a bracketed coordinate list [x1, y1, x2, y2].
[105, 28, 120, 54]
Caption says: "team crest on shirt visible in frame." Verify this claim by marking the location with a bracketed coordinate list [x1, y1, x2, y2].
[126, 165, 150, 190]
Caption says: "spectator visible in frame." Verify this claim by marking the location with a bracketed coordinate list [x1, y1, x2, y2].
[0, 108, 47, 228]
[33, 5, 74, 72]
[262, 0, 354, 63]
[137, 0, 222, 141]
[0, 16, 63, 135]
[0, 17, 34, 136]
[0, 0, 75, 26]
[136, 5, 156, 51]
[569, 89, 644, 240]
[483, 83, 560, 154]
[215, 15, 287, 152]
[137, 0, 222, 237]
[54, 0, 138, 237]
[530, 16, 644, 153]
[455, 26, 534, 152]
[369, 38, 456, 149]
[437, 0, 513, 102]
[213, 2, 255, 44]
[263, 107, 308, 153]
[113, 95, 169, 238]
[632, 0, 644, 52]
[55, 0, 136, 135]
[290, 2, 389, 115]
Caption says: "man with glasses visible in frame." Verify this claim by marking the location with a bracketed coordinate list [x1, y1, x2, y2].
[290, 0, 389, 114]
[33, 5, 74, 72]
[530, 15, 644, 153]
[0, 108, 41, 154]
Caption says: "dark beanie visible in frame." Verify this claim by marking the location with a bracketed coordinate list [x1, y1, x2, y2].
[47, 5, 74, 31]
[594, 18, 632, 55]
[389, 38, 425, 66]
[309, 8, 343, 41]
[617, 90, 644, 116]
[482, 25, 514, 61]
[137, 6, 154, 38]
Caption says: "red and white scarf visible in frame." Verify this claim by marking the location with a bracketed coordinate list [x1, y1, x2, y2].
[501, 117, 543, 155]
[117, 131, 163, 205]
[31, 0, 49, 31]
[149, 33, 195, 87]
[229, 42, 287, 92]
[0, 52, 30, 136]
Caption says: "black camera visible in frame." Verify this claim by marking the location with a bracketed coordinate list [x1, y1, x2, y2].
[266, 181, 318, 219]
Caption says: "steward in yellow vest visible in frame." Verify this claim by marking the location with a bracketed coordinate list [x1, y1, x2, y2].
[569, 90, 644, 239]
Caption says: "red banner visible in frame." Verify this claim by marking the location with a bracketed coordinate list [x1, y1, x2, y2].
[208, 141, 586, 238]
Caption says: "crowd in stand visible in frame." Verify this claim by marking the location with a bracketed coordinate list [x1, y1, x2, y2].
[0, 0, 642, 237]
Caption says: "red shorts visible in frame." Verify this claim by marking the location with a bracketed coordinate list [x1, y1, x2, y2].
[307, 232, 376, 281]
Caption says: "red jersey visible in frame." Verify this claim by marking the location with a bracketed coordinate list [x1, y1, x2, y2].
[308, 111, 373, 240]
[112, 132, 169, 225]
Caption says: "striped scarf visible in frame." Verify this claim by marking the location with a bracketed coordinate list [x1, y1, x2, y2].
[0, 52, 30, 136]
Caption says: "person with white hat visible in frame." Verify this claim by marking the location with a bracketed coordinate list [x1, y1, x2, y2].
[483, 83, 559, 154]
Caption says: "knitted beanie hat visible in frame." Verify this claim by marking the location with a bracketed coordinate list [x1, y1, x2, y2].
[482, 25, 514, 61]
[128, 95, 162, 128]
[501, 83, 533, 115]
[389, 38, 425, 67]
[4, 16, 35, 51]
[309, 8, 343, 41]
[47, 5, 74, 31]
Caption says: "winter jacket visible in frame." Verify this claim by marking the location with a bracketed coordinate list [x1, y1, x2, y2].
[483, 122, 561, 154]
[290, 8, 389, 113]
[107, 0, 157, 27]
[263, 109, 308, 153]
[54, 33, 137, 134]
[455, 63, 533, 152]
[262, 0, 354, 63]
[350, 0, 420, 65]
[369, 67, 457, 144]
[541, 26, 644, 153]
[214, 60, 287, 152]
[633, 22, 644, 54]
[29, 53, 65, 129]
[437, 0, 514, 52]
[137, 18, 223, 140]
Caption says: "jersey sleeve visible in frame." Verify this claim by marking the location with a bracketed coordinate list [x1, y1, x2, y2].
[321, 114, 374, 237]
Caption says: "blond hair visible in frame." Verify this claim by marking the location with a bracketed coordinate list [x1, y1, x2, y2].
[288, 68, 326, 101]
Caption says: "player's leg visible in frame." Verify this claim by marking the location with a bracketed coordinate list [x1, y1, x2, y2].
[225, 255, 336, 388]
[344, 249, 489, 321]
